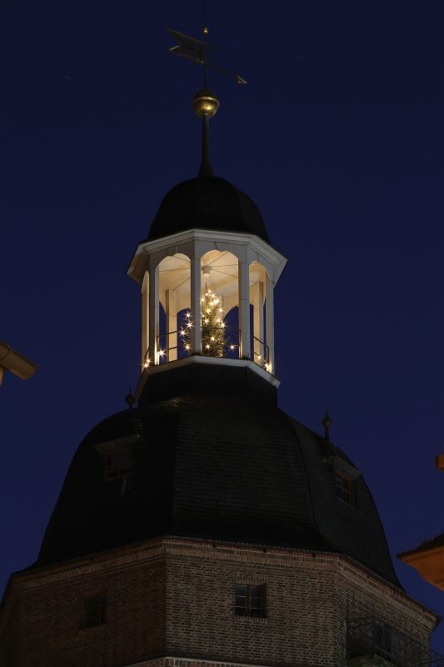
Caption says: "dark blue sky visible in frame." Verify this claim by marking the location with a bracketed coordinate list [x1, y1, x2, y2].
[2, 0, 444, 651]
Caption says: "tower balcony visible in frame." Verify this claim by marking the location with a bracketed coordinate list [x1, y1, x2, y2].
[346, 617, 444, 667]
[147, 328, 270, 372]
[128, 229, 287, 381]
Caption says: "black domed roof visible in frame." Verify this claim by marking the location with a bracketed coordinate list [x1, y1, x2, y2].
[36, 364, 400, 589]
[147, 176, 270, 243]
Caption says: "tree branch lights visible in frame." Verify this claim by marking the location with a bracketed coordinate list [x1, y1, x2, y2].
[180, 289, 230, 357]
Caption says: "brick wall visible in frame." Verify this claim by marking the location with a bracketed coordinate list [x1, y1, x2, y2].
[0, 538, 437, 667]
[1, 542, 166, 667]
[165, 540, 437, 667]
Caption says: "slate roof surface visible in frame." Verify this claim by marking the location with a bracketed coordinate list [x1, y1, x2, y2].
[146, 175, 270, 243]
[36, 364, 401, 589]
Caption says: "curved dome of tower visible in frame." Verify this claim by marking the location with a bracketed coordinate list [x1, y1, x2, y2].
[36, 364, 401, 589]
[147, 175, 270, 243]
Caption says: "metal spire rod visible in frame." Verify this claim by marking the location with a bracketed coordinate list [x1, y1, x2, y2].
[202, 0, 209, 89]
[321, 409, 332, 442]
[166, 7, 246, 177]
[200, 0, 210, 173]
[200, 116, 212, 176]
[202, 0, 208, 34]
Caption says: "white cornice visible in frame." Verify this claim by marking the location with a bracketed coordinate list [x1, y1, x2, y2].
[127, 229, 287, 284]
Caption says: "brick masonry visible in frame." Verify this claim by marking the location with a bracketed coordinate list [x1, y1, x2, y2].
[0, 537, 438, 667]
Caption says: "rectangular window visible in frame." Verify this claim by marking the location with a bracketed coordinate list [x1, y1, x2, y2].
[84, 593, 106, 628]
[375, 621, 392, 661]
[104, 449, 132, 481]
[335, 470, 355, 505]
[235, 583, 266, 617]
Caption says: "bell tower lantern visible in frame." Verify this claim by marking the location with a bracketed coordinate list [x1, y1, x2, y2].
[127, 204, 286, 377]
[127, 61, 286, 389]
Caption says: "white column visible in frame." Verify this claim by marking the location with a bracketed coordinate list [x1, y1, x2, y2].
[238, 260, 251, 360]
[141, 272, 150, 368]
[166, 289, 178, 361]
[148, 259, 160, 365]
[190, 255, 202, 355]
[265, 274, 275, 373]
[252, 281, 265, 363]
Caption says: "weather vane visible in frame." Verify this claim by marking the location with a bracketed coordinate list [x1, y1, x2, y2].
[166, 27, 247, 87]
[166, 1, 246, 176]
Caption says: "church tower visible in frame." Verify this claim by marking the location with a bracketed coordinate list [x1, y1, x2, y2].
[0, 24, 441, 667]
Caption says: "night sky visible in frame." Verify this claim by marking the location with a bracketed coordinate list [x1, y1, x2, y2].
[2, 0, 444, 651]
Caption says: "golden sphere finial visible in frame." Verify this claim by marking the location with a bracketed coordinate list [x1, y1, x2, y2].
[192, 89, 220, 119]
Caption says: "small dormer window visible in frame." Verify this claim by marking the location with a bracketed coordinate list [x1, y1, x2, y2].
[104, 449, 132, 481]
[325, 455, 360, 507]
[335, 470, 355, 505]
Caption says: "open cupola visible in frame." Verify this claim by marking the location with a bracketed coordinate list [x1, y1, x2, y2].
[127, 179, 286, 388]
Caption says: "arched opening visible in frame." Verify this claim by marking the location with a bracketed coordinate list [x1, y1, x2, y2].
[157, 253, 191, 363]
[249, 261, 270, 370]
[196, 250, 239, 358]
[140, 248, 274, 373]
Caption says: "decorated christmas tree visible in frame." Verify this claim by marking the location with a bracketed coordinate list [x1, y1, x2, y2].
[181, 289, 228, 357]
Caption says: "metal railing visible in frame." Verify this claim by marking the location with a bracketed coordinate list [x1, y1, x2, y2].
[143, 329, 269, 370]
[346, 617, 444, 667]
[251, 333, 270, 368]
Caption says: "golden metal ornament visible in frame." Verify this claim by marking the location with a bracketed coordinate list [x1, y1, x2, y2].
[192, 89, 220, 118]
